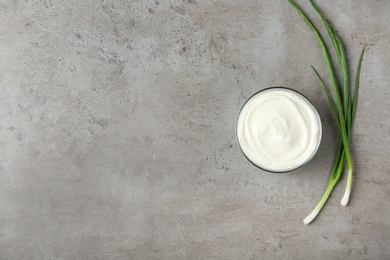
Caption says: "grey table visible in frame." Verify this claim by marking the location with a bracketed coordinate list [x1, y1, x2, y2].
[1, 1, 389, 259]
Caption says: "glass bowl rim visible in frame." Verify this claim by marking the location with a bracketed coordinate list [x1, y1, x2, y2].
[235, 86, 323, 173]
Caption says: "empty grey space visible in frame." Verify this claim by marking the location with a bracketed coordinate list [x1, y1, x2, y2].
[1, 0, 389, 259]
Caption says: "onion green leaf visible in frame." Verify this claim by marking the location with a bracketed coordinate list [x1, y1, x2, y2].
[288, 0, 365, 224]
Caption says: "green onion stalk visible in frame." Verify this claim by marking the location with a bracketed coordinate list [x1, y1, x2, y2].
[287, 0, 365, 224]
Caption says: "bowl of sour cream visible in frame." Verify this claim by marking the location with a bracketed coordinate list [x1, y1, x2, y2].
[236, 87, 322, 173]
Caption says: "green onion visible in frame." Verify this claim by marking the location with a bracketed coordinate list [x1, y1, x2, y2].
[287, 0, 365, 224]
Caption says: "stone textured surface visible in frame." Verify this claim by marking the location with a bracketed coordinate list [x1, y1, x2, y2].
[0, 0, 389, 259]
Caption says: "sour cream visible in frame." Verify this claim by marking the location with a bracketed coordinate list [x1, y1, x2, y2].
[236, 87, 322, 172]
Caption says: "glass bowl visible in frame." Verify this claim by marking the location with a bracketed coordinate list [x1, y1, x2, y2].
[236, 87, 322, 173]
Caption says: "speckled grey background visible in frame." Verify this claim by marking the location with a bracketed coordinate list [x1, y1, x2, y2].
[0, 0, 389, 259]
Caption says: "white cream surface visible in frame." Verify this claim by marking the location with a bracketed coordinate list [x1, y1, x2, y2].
[237, 88, 321, 172]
